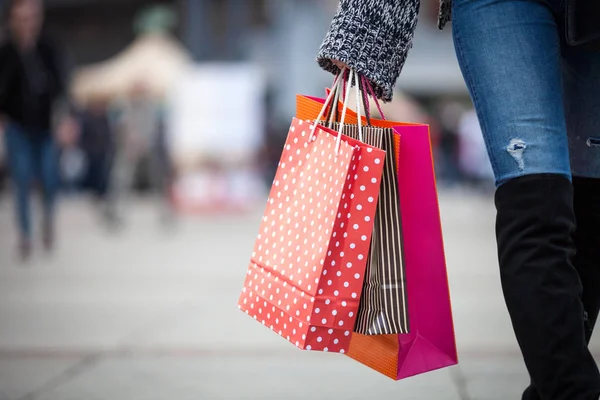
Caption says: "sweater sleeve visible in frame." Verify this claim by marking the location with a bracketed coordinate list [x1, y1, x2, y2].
[317, 0, 421, 102]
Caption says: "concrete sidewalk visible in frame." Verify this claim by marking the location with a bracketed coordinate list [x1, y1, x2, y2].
[0, 190, 597, 400]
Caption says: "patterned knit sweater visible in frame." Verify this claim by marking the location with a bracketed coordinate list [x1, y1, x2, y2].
[317, 0, 452, 101]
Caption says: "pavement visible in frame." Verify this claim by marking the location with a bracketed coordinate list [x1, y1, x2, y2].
[0, 189, 598, 400]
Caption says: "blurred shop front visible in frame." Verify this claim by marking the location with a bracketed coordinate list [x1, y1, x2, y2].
[38, 0, 343, 213]
[44, 0, 185, 65]
[4, 0, 485, 210]
[43, 0, 339, 119]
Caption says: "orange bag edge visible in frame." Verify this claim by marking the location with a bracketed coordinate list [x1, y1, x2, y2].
[347, 333, 399, 380]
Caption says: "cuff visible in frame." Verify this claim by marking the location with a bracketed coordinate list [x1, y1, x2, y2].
[316, 7, 414, 102]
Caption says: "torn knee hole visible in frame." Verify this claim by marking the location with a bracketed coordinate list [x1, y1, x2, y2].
[507, 139, 527, 170]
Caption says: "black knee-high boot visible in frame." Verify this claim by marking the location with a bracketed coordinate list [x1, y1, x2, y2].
[495, 174, 600, 400]
[573, 177, 600, 345]
[523, 177, 600, 400]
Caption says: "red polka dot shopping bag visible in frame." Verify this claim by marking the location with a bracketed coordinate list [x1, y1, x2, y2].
[237, 72, 386, 353]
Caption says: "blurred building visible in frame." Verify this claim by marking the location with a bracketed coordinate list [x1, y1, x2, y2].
[40, 0, 466, 119]
[42, 0, 180, 64]
[401, 0, 466, 96]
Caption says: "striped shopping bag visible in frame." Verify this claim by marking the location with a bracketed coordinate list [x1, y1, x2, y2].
[330, 122, 408, 335]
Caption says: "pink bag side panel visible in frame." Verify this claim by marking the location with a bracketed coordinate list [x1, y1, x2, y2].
[394, 124, 458, 379]
[305, 95, 326, 104]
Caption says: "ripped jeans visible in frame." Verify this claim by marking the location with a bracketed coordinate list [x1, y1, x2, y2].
[452, 0, 600, 187]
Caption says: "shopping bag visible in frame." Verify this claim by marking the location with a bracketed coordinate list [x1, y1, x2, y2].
[330, 122, 409, 336]
[238, 76, 387, 353]
[296, 89, 458, 379]
[347, 124, 458, 379]
[298, 75, 410, 336]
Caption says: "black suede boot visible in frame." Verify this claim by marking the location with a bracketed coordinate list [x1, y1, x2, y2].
[495, 174, 600, 400]
[522, 177, 600, 400]
[573, 177, 600, 344]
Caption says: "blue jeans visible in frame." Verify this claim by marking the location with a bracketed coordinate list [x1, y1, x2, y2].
[452, 0, 600, 187]
[4, 123, 59, 240]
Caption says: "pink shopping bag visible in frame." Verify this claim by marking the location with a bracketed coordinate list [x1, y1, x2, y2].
[297, 93, 458, 379]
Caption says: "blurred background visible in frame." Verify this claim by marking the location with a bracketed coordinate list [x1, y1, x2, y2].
[0, 0, 493, 207]
[0, 1, 594, 400]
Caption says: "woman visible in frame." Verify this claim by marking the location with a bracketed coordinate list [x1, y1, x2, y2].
[317, 1, 600, 399]
[0, 0, 72, 260]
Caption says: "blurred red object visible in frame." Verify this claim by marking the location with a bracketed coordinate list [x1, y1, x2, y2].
[55, 115, 80, 148]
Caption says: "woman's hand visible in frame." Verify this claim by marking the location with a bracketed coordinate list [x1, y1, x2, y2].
[332, 60, 350, 71]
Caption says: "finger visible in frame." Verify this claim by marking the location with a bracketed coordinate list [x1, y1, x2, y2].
[331, 60, 349, 70]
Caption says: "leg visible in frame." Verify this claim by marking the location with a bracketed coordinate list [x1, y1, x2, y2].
[96, 154, 112, 200]
[149, 140, 174, 225]
[521, 7, 600, 400]
[573, 178, 600, 342]
[521, 11, 600, 400]
[4, 124, 34, 257]
[36, 137, 59, 251]
[562, 37, 600, 341]
[86, 157, 103, 198]
[98, 149, 122, 227]
[452, 0, 600, 398]
[107, 149, 137, 224]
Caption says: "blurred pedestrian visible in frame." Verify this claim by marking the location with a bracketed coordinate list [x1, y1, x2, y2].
[0, 0, 74, 260]
[318, 0, 600, 399]
[434, 100, 466, 186]
[78, 98, 119, 226]
[110, 80, 174, 227]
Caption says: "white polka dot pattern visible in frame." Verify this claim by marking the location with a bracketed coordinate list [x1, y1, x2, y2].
[238, 118, 386, 353]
